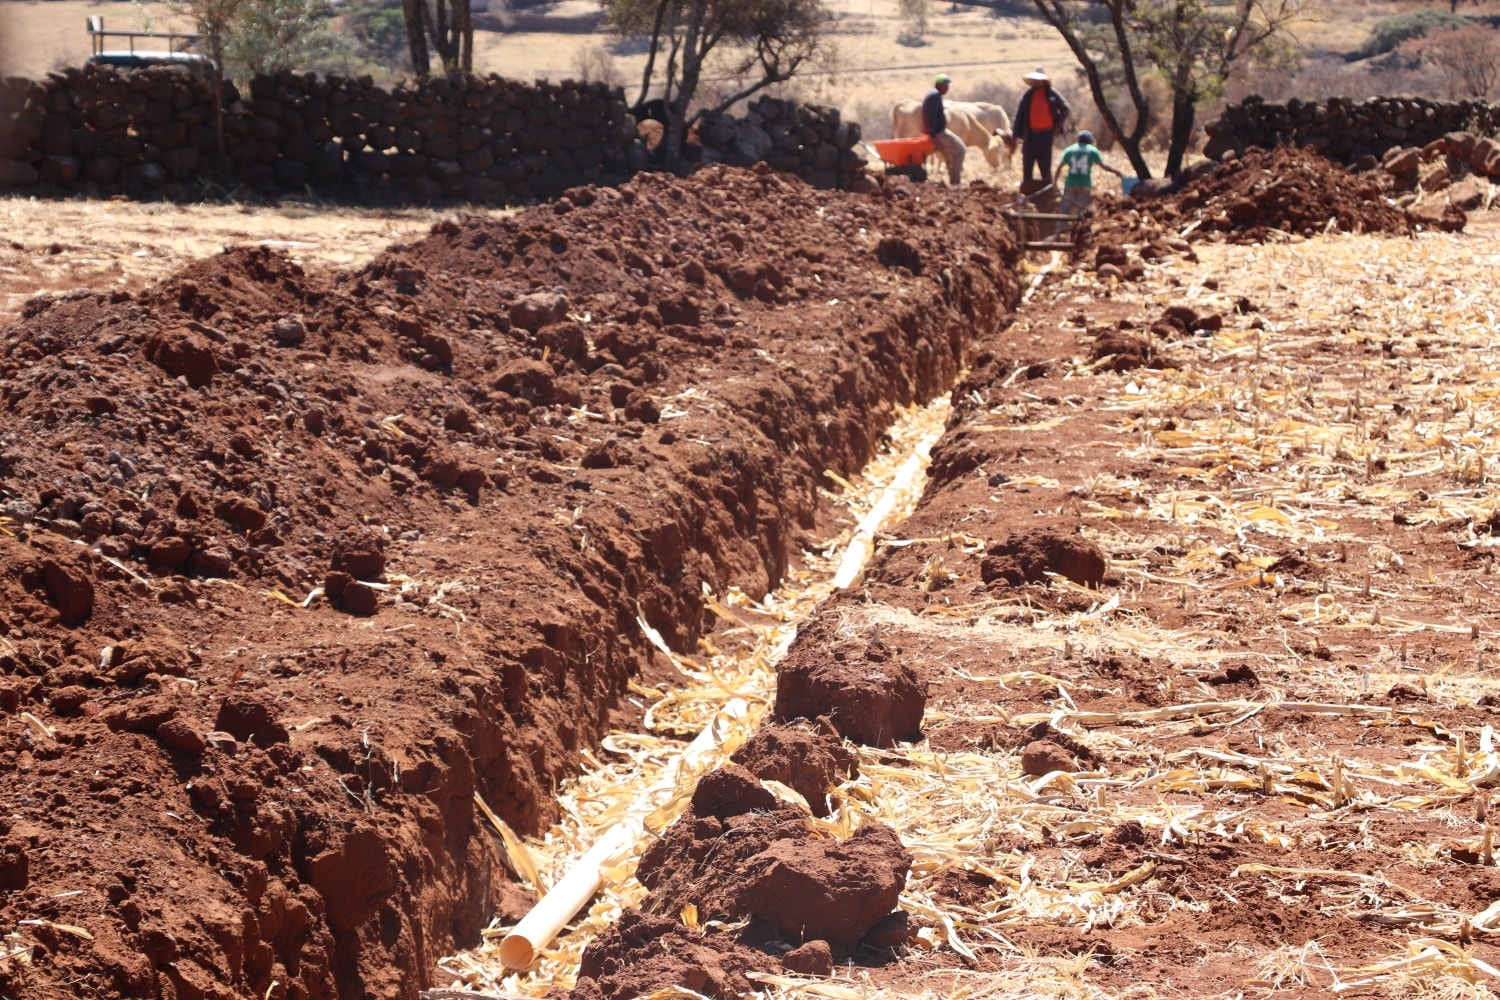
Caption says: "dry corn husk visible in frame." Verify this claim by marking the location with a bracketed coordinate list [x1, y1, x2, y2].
[435, 229, 1500, 1000]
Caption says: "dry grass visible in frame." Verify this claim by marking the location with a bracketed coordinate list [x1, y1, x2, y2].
[438, 401, 950, 995]
[435, 219, 1500, 1000]
[0, 0, 1416, 138]
[0, 198, 487, 325]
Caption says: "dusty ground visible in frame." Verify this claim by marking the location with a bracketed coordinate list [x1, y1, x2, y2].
[799, 202, 1500, 999]
[0, 0, 1071, 110]
[1, 0, 1404, 140]
[439, 155, 1500, 1000]
[0, 200, 469, 327]
[7, 147, 1500, 1000]
[0, 164, 1020, 1000]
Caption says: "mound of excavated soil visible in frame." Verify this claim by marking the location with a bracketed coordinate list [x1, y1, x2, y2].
[773, 611, 928, 747]
[0, 165, 1022, 1000]
[593, 766, 911, 1000]
[730, 720, 856, 817]
[1077, 147, 1415, 261]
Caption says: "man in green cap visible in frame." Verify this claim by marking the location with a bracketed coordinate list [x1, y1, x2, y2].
[921, 73, 965, 185]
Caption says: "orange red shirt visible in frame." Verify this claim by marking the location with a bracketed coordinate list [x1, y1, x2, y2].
[1029, 92, 1054, 131]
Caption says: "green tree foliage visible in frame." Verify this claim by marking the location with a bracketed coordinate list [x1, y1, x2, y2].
[1353, 10, 1468, 61]
[603, 0, 831, 169]
[171, 0, 250, 157]
[224, 0, 339, 77]
[1012, 0, 1308, 180]
[344, 0, 414, 75]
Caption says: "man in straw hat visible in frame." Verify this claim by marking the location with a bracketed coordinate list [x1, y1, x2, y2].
[921, 73, 966, 185]
[1012, 67, 1071, 189]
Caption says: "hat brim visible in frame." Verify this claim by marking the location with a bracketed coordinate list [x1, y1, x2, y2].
[1023, 73, 1049, 83]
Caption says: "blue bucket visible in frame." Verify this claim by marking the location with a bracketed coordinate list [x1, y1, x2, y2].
[1121, 176, 1139, 196]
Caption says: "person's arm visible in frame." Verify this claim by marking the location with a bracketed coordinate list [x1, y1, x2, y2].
[1053, 159, 1065, 186]
[1053, 89, 1071, 128]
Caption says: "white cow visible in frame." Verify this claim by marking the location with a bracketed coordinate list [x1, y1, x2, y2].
[948, 100, 1019, 168]
[890, 99, 1005, 170]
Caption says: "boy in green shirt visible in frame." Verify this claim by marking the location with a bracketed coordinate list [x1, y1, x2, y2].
[1054, 130, 1124, 216]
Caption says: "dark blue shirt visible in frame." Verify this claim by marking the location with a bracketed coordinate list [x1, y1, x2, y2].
[922, 88, 946, 136]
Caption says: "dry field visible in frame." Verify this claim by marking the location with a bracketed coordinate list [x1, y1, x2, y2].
[0, 0, 1428, 129]
[0, 0, 1070, 117]
[424, 206, 1500, 1000]
[0, 198, 482, 325]
[7, 108, 1500, 997]
[4, 3, 1500, 989]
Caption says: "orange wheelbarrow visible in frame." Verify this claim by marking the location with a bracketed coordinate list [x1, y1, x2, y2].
[868, 135, 935, 182]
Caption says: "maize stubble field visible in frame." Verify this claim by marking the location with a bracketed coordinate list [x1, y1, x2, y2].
[6, 144, 1500, 1000]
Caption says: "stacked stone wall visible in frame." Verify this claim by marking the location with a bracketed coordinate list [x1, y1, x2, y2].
[0, 65, 871, 201]
[1204, 94, 1500, 167]
[0, 65, 646, 200]
[694, 96, 871, 192]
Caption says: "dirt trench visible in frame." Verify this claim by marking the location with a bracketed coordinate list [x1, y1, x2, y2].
[0, 166, 1022, 1000]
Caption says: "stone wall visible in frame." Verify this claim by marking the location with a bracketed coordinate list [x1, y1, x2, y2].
[0, 65, 871, 201]
[694, 96, 871, 193]
[1204, 94, 1500, 167]
[0, 64, 644, 200]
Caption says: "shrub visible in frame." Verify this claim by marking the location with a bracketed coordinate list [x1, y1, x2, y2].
[1351, 10, 1468, 61]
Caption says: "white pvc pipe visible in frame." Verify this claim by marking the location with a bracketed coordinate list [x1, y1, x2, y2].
[499, 399, 946, 971]
[499, 698, 749, 969]
[833, 447, 932, 590]
[498, 819, 639, 970]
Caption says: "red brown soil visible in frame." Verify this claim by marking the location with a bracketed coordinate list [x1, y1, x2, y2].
[10, 152, 1500, 1000]
[576, 700, 898, 1000]
[0, 166, 1022, 999]
[772, 218, 1500, 995]
[729, 720, 857, 818]
[1077, 147, 1418, 264]
[772, 610, 927, 748]
[585, 749, 910, 1000]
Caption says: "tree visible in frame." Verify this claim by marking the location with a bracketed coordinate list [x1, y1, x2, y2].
[345, 0, 413, 76]
[225, 0, 336, 78]
[173, 0, 250, 160]
[403, 0, 473, 76]
[896, 0, 929, 45]
[948, 1, 1314, 179]
[603, 0, 830, 170]
[1414, 23, 1500, 98]
[957, 0, 1307, 179]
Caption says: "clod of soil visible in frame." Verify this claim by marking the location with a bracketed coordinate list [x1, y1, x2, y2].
[575, 910, 772, 1000]
[633, 795, 911, 953]
[781, 939, 834, 976]
[1020, 740, 1078, 776]
[0, 163, 1022, 999]
[600, 778, 911, 998]
[1088, 329, 1157, 371]
[980, 527, 1107, 589]
[1078, 147, 1416, 258]
[730, 720, 857, 817]
[734, 822, 911, 951]
[772, 612, 927, 747]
